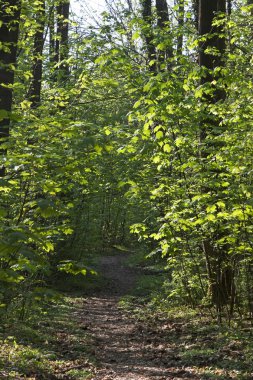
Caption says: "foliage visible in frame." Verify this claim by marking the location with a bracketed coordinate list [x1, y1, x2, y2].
[1, 0, 253, 324]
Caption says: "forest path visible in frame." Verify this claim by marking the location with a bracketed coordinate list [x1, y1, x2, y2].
[79, 253, 199, 380]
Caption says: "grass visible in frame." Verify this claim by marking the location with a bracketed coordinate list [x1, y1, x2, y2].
[131, 273, 166, 297]
[0, 296, 95, 379]
[118, 294, 253, 380]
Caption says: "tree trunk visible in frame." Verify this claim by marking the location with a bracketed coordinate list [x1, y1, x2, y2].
[0, 0, 21, 176]
[199, 0, 230, 316]
[50, 1, 70, 82]
[142, 0, 156, 72]
[126, 0, 133, 12]
[199, 0, 226, 73]
[28, 0, 46, 107]
[176, 0, 184, 57]
[156, 0, 169, 27]
[227, 0, 232, 15]
[192, 0, 199, 30]
[56, 0, 70, 81]
[49, 6, 56, 69]
[156, 0, 173, 67]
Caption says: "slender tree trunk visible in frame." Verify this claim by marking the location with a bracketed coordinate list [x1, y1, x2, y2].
[176, 0, 184, 57]
[56, 0, 70, 81]
[156, 0, 173, 67]
[199, 0, 230, 318]
[192, 0, 199, 30]
[156, 0, 169, 27]
[28, 0, 46, 107]
[0, 0, 21, 176]
[126, 0, 133, 12]
[227, 0, 232, 15]
[142, 0, 156, 72]
[49, 6, 56, 68]
[55, 4, 61, 71]
[50, 1, 70, 82]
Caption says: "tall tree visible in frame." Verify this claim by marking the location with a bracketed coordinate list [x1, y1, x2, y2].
[50, 0, 70, 82]
[56, 0, 70, 81]
[49, 4, 56, 75]
[227, 0, 232, 15]
[28, 0, 46, 107]
[156, 0, 169, 27]
[156, 0, 173, 67]
[199, 0, 226, 77]
[0, 0, 21, 176]
[176, 0, 184, 57]
[142, 0, 156, 72]
[199, 0, 229, 318]
[192, 0, 199, 30]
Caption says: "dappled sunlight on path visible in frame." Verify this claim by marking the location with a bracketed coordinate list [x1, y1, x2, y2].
[78, 254, 200, 380]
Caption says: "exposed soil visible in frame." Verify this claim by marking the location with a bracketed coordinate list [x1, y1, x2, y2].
[79, 254, 200, 380]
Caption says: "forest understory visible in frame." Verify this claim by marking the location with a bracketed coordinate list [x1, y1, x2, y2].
[1, 251, 253, 380]
[1, 0, 253, 379]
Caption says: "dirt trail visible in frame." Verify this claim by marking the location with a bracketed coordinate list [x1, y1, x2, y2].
[80, 254, 199, 380]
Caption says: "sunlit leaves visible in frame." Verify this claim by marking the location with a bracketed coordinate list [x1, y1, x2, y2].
[57, 260, 96, 276]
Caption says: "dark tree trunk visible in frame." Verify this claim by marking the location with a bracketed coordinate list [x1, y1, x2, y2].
[177, 0, 184, 57]
[49, 6, 56, 68]
[227, 0, 232, 15]
[156, 0, 173, 66]
[192, 0, 199, 30]
[126, 0, 133, 12]
[28, 0, 46, 107]
[156, 0, 169, 27]
[199, 0, 226, 72]
[50, 1, 70, 82]
[0, 0, 21, 176]
[56, 0, 70, 81]
[55, 4, 61, 66]
[199, 0, 226, 105]
[199, 0, 231, 317]
[142, 0, 156, 72]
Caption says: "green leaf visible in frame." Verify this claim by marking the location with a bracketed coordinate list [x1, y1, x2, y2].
[156, 131, 164, 140]
[163, 144, 171, 153]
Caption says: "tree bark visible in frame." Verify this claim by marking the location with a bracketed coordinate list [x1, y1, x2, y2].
[49, 5, 56, 68]
[199, 0, 230, 316]
[199, 0, 226, 73]
[156, 0, 169, 27]
[227, 0, 232, 16]
[192, 0, 199, 30]
[28, 0, 46, 107]
[0, 0, 21, 176]
[142, 0, 156, 72]
[156, 0, 173, 66]
[176, 0, 184, 57]
[50, 1, 70, 82]
[56, 0, 70, 81]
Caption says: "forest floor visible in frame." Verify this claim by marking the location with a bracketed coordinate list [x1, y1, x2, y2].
[1, 251, 253, 379]
[80, 253, 200, 380]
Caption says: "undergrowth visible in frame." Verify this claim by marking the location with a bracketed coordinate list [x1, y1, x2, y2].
[119, 292, 253, 380]
[0, 296, 95, 379]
